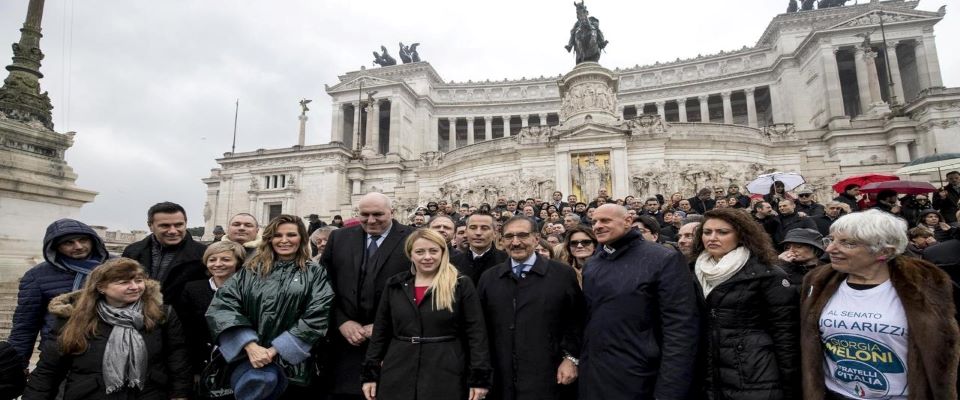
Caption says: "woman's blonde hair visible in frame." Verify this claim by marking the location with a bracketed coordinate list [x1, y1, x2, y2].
[59, 258, 164, 354]
[405, 228, 458, 312]
[203, 241, 245, 272]
[246, 214, 311, 276]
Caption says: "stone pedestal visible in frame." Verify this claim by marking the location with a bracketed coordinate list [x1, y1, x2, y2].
[558, 62, 618, 128]
[0, 121, 97, 281]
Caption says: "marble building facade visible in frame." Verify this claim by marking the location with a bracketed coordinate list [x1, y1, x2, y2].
[202, 1, 959, 237]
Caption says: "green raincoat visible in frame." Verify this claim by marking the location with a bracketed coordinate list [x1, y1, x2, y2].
[207, 260, 333, 385]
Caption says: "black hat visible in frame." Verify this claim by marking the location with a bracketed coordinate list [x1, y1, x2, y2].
[781, 228, 825, 252]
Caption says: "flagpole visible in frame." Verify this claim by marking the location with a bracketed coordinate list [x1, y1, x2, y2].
[231, 99, 239, 154]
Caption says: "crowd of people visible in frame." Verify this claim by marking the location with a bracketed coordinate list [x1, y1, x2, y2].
[2, 170, 959, 400]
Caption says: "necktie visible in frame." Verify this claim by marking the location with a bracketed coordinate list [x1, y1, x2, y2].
[366, 235, 382, 267]
[513, 263, 527, 278]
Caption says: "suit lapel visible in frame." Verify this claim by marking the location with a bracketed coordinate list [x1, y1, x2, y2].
[350, 228, 365, 273]
[368, 224, 406, 278]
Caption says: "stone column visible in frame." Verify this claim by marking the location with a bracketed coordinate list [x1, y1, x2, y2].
[298, 114, 307, 147]
[447, 117, 457, 150]
[352, 102, 362, 150]
[823, 46, 846, 118]
[864, 50, 884, 105]
[539, 113, 548, 127]
[331, 104, 344, 143]
[466, 117, 475, 146]
[745, 88, 758, 128]
[503, 115, 511, 137]
[388, 99, 400, 154]
[921, 34, 943, 88]
[698, 95, 710, 122]
[768, 83, 785, 124]
[430, 116, 440, 151]
[721, 92, 733, 124]
[894, 142, 910, 163]
[913, 39, 931, 91]
[484, 116, 493, 141]
[885, 41, 905, 103]
[676, 98, 687, 123]
[656, 101, 666, 120]
[521, 114, 529, 128]
[853, 47, 872, 112]
[616, 105, 625, 119]
[367, 101, 380, 153]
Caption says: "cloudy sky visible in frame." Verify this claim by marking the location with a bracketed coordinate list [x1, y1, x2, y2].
[1, 0, 957, 231]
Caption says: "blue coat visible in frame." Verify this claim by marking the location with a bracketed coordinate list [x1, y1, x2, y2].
[579, 229, 700, 400]
[8, 219, 109, 367]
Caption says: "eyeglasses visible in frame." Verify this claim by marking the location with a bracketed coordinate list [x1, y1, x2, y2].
[799, 194, 811, 197]
[823, 236, 862, 250]
[502, 232, 533, 241]
[569, 239, 595, 248]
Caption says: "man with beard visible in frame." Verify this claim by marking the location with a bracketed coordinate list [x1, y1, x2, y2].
[478, 216, 584, 400]
[9, 219, 110, 367]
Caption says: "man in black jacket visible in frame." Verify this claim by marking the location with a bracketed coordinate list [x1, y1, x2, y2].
[451, 213, 508, 284]
[776, 199, 818, 247]
[579, 205, 699, 400]
[813, 201, 847, 236]
[934, 171, 960, 223]
[688, 188, 716, 215]
[122, 202, 206, 307]
[795, 188, 825, 217]
[478, 216, 585, 400]
[322, 192, 414, 400]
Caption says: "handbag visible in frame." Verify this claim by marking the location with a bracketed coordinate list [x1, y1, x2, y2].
[196, 348, 236, 399]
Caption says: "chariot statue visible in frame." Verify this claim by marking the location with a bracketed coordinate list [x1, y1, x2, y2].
[399, 42, 421, 63]
[372, 45, 397, 67]
[565, 1, 608, 64]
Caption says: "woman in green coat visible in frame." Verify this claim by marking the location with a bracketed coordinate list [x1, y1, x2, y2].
[206, 214, 334, 398]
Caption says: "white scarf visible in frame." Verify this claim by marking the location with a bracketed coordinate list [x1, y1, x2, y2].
[695, 246, 751, 297]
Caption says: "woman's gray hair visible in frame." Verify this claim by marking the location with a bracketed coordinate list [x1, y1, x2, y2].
[309, 225, 337, 243]
[829, 209, 908, 255]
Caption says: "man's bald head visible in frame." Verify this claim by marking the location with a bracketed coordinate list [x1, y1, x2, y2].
[592, 204, 633, 245]
[358, 192, 394, 235]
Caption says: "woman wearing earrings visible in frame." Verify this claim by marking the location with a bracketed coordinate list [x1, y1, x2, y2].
[361, 229, 491, 400]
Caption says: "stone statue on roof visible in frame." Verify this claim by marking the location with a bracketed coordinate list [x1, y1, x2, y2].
[399, 42, 421, 63]
[565, 1, 608, 64]
[372, 45, 397, 67]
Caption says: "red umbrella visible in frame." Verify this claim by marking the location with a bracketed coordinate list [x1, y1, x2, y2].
[832, 173, 899, 193]
[860, 180, 937, 195]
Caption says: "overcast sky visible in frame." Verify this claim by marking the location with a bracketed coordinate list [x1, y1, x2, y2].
[1, 0, 957, 231]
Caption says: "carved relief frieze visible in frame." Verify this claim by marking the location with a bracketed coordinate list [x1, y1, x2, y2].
[630, 161, 769, 199]
[621, 115, 669, 136]
[762, 123, 799, 141]
[559, 82, 616, 121]
[419, 151, 443, 167]
[516, 125, 559, 145]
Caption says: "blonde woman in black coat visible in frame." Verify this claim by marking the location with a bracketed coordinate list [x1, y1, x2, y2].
[361, 229, 491, 400]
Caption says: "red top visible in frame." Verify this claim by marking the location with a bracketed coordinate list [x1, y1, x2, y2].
[414, 286, 429, 306]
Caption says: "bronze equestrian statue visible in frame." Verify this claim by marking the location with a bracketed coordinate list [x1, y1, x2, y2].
[565, 1, 608, 64]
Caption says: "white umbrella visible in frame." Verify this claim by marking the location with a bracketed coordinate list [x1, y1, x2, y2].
[746, 172, 806, 194]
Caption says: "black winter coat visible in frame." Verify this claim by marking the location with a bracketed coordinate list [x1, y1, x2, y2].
[477, 256, 584, 400]
[121, 235, 207, 309]
[832, 193, 860, 212]
[696, 256, 800, 400]
[579, 229, 700, 400]
[177, 279, 216, 375]
[775, 213, 817, 246]
[9, 219, 110, 368]
[933, 184, 960, 223]
[22, 286, 191, 400]
[321, 221, 414, 394]
[362, 272, 492, 400]
[451, 248, 509, 285]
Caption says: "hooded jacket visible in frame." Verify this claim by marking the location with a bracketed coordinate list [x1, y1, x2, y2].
[8, 219, 109, 367]
[22, 281, 192, 400]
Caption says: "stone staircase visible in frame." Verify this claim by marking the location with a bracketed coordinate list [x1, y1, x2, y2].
[0, 280, 19, 340]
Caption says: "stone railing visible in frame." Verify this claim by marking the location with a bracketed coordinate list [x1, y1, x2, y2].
[439, 136, 517, 165]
